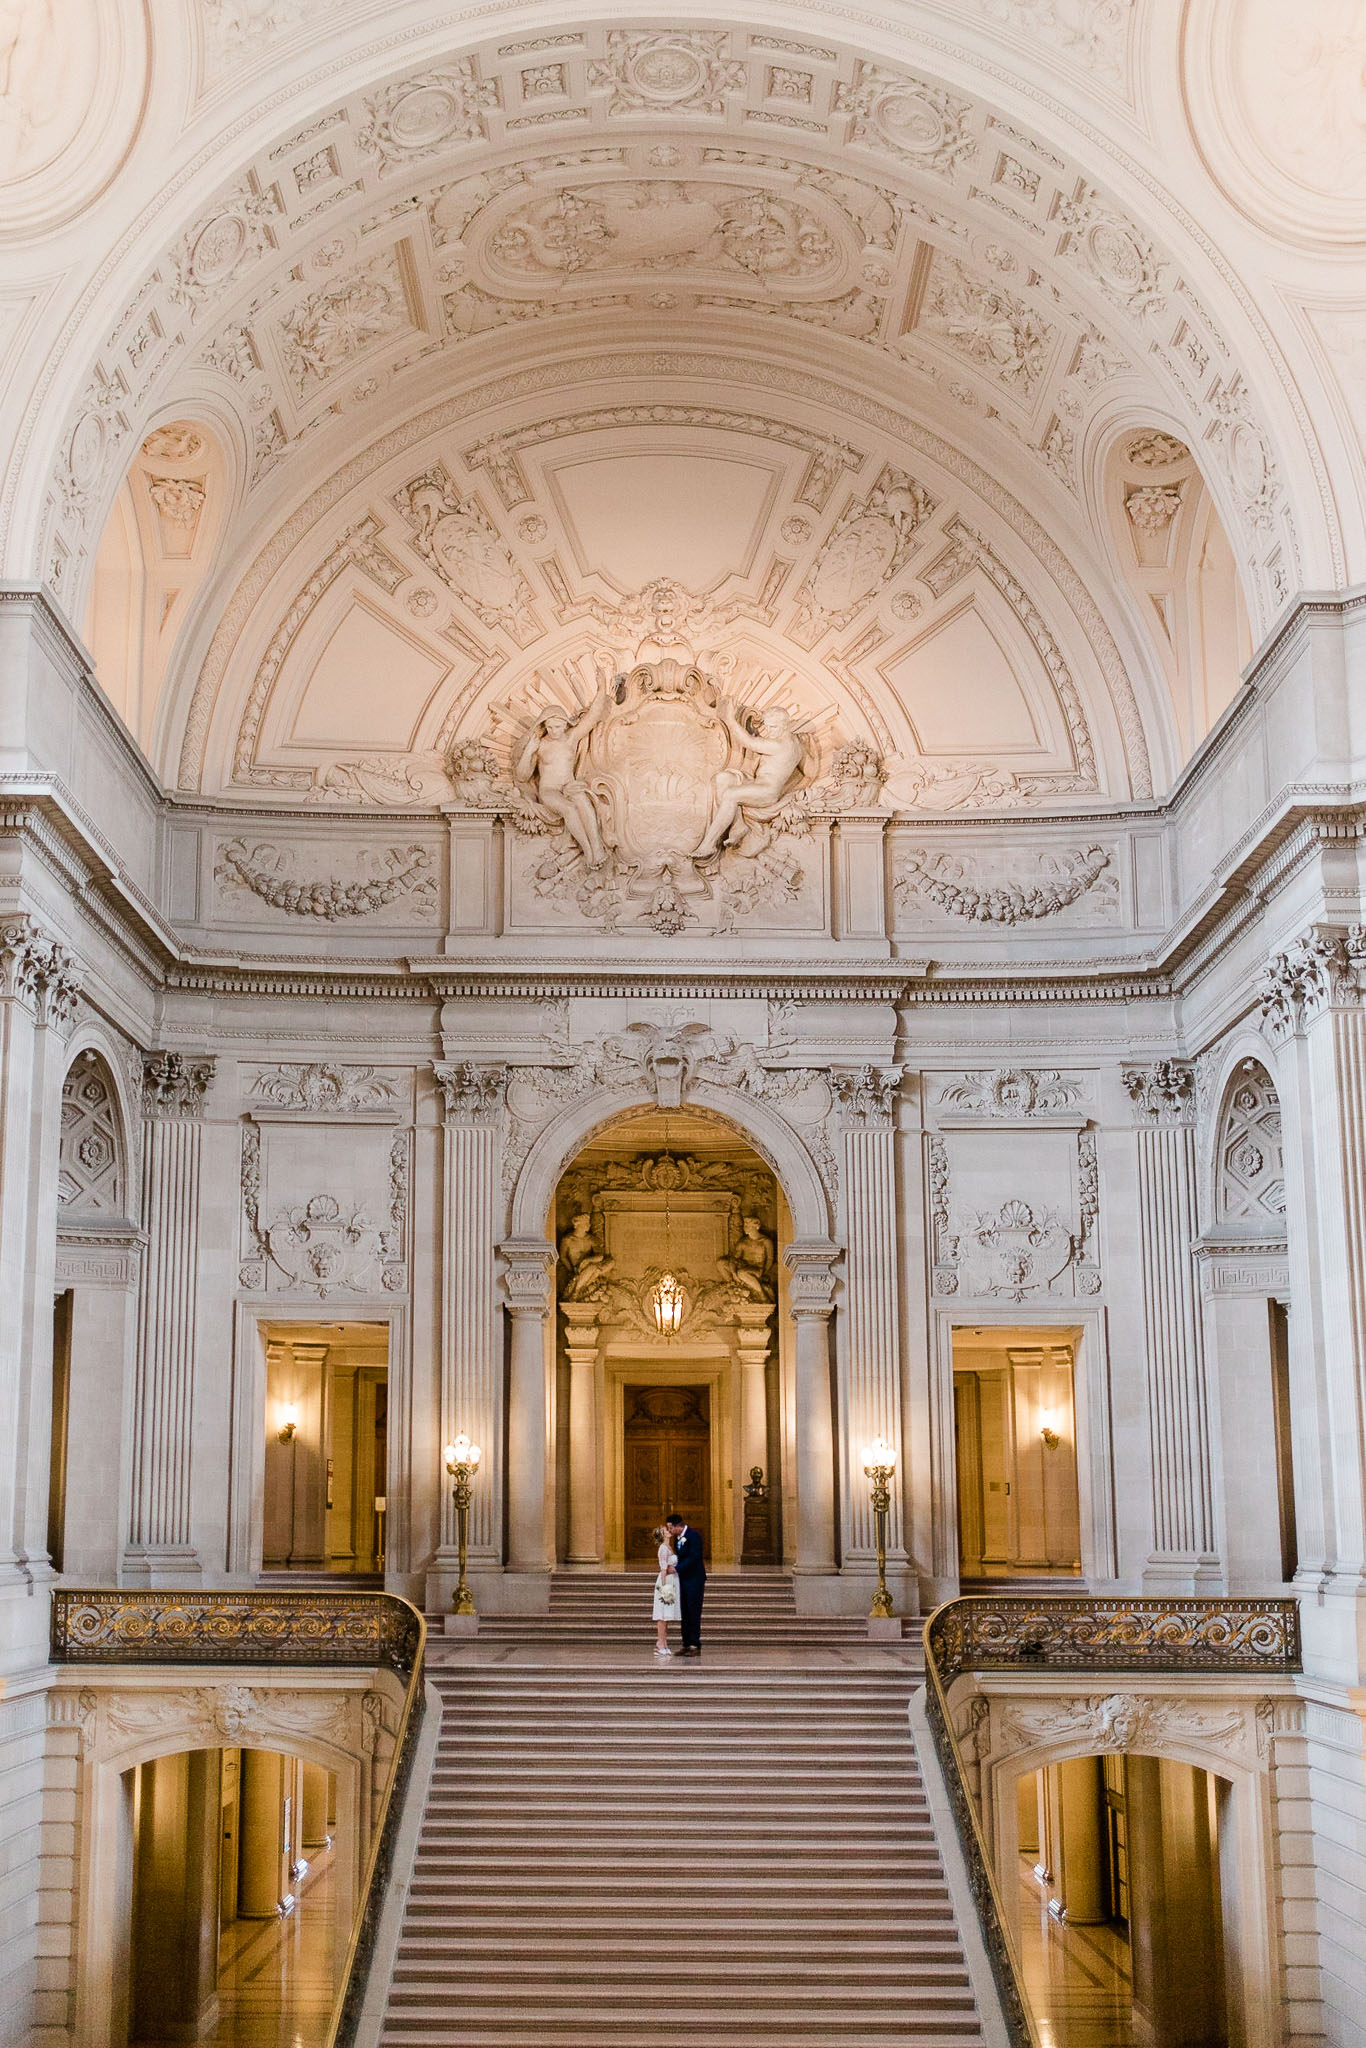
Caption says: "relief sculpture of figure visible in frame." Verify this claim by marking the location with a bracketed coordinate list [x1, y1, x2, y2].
[694, 696, 805, 860]
[716, 1215, 775, 1300]
[559, 1212, 614, 1300]
[514, 684, 610, 868]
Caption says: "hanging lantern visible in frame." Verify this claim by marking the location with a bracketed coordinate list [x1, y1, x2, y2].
[651, 1269, 684, 1336]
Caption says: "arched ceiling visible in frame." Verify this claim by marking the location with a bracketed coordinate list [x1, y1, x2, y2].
[2, 1, 1362, 808]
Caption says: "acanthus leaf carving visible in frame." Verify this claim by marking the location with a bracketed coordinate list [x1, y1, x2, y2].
[1123, 1059, 1196, 1122]
[245, 1064, 405, 1115]
[586, 30, 746, 116]
[434, 1061, 508, 1124]
[831, 1065, 902, 1127]
[356, 61, 501, 172]
[996, 1691, 1247, 1759]
[142, 1052, 215, 1120]
[936, 1069, 1086, 1118]
[0, 915, 82, 1029]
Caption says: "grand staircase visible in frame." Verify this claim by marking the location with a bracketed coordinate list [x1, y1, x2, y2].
[468, 1567, 880, 1648]
[379, 1579, 988, 2047]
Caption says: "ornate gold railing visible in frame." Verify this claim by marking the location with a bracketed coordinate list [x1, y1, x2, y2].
[52, 1588, 426, 2047]
[921, 1594, 1301, 2048]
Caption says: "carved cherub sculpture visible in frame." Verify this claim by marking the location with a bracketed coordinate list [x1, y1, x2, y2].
[716, 1214, 775, 1301]
[694, 696, 805, 860]
[514, 684, 611, 868]
[559, 1212, 614, 1301]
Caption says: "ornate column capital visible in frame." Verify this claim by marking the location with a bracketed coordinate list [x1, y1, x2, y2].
[1257, 925, 1366, 1042]
[1123, 1059, 1196, 1124]
[831, 1065, 902, 1128]
[141, 1052, 215, 1119]
[434, 1060, 507, 1123]
[0, 914, 82, 1029]
[499, 1237, 555, 1315]
[783, 1237, 842, 1315]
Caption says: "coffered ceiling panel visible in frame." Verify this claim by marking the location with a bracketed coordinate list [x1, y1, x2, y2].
[543, 448, 782, 592]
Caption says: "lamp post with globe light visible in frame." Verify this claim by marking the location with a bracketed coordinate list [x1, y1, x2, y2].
[863, 1436, 896, 1619]
[444, 1433, 482, 1616]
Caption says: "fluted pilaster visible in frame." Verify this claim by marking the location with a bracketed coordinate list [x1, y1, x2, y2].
[126, 1054, 214, 1584]
[1125, 1061, 1219, 1590]
[834, 1068, 905, 1565]
[434, 1062, 506, 1564]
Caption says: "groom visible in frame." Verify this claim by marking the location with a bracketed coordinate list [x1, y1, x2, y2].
[666, 1512, 706, 1656]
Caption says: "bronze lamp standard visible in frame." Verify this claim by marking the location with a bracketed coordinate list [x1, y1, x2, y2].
[863, 1435, 897, 1619]
[444, 1432, 482, 1616]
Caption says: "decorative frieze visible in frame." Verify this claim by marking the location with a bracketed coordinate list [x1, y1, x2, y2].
[215, 838, 437, 920]
[934, 1069, 1087, 1120]
[996, 1692, 1249, 1759]
[894, 845, 1116, 924]
[244, 1063, 405, 1116]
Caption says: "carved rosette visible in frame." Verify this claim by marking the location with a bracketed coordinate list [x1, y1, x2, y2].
[0, 915, 82, 1029]
[142, 1052, 216, 1119]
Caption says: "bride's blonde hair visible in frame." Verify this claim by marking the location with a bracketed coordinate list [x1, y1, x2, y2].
[652, 1524, 669, 1545]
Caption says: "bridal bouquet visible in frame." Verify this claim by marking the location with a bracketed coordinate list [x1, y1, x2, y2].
[656, 1577, 678, 1608]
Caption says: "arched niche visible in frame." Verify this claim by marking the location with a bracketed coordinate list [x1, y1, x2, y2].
[1211, 1057, 1284, 1232]
[84, 416, 229, 752]
[509, 1081, 834, 1245]
[1100, 423, 1253, 771]
[58, 1047, 130, 1218]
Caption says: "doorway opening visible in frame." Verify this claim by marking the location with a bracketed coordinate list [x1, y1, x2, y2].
[624, 1383, 711, 1565]
[552, 1105, 786, 1570]
[1015, 1754, 1233, 2048]
[116, 1745, 339, 2046]
[953, 1326, 1081, 1582]
[262, 1321, 388, 1579]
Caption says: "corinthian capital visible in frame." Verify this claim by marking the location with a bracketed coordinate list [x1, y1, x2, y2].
[1123, 1059, 1195, 1123]
[830, 1065, 902, 1128]
[141, 1052, 216, 1119]
[0, 915, 82, 1029]
[1257, 926, 1366, 1042]
[434, 1060, 507, 1124]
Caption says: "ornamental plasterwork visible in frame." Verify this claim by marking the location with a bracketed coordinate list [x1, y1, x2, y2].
[1214, 1063, 1285, 1225]
[791, 466, 937, 645]
[43, 24, 1294, 635]
[0, 916, 83, 1027]
[930, 1125, 1100, 1299]
[392, 464, 540, 646]
[935, 1070, 1088, 1119]
[1124, 1059, 1196, 1122]
[58, 1054, 124, 1210]
[995, 1691, 1249, 1759]
[214, 840, 438, 922]
[243, 1128, 410, 1297]
[243, 1064, 406, 1116]
[893, 845, 1118, 925]
[94, 1681, 361, 1753]
[452, 658, 880, 939]
[1258, 926, 1366, 1041]
[917, 254, 1058, 401]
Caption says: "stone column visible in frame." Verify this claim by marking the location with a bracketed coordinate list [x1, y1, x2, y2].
[832, 1067, 905, 1572]
[1124, 1060, 1221, 1592]
[501, 1237, 555, 1590]
[562, 1302, 602, 1564]
[0, 918, 80, 1615]
[735, 1305, 774, 1563]
[1259, 927, 1366, 1676]
[785, 1239, 841, 1591]
[433, 1063, 506, 1575]
[124, 1052, 214, 1586]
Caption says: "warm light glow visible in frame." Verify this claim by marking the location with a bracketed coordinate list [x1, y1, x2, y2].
[277, 1402, 298, 1444]
[445, 1433, 482, 1472]
[651, 1270, 684, 1336]
[863, 1435, 896, 1473]
[1040, 1410, 1061, 1448]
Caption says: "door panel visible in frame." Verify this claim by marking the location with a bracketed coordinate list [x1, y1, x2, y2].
[624, 1385, 710, 1563]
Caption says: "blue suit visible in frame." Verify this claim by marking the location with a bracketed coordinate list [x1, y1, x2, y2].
[674, 1525, 706, 1648]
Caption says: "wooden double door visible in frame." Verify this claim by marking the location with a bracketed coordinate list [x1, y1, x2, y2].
[624, 1384, 710, 1564]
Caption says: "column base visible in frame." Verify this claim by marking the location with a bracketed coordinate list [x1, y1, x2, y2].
[1141, 1552, 1225, 1595]
[120, 1547, 203, 1588]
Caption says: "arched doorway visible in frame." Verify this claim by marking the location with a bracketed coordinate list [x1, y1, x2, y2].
[551, 1106, 788, 1570]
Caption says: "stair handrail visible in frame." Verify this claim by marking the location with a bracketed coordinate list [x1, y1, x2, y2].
[51, 1587, 426, 2047]
[921, 1591, 1301, 2048]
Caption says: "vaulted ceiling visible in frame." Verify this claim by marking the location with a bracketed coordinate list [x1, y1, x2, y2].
[3, 1, 1363, 809]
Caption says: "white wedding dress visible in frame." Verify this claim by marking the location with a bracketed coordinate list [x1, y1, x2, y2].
[652, 1540, 679, 1620]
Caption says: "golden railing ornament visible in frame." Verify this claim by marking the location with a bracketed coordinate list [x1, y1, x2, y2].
[444, 1432, 482, 1616]
[862, 1435, 896, 1620]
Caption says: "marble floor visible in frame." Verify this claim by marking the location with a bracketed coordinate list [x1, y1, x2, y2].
[1017, 1866, 1136, 2048]
[157, 1862, 339, 2047]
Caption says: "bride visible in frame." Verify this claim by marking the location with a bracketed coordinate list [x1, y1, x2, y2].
[652, 1524, 678, 1655]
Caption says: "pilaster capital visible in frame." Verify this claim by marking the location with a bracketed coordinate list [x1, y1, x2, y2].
[831, 1065, 902, 1129]
[1257, 925, 1366, 1042]
[499, 1237, 555, 1315]
[1123, 1059, 1195, 1124]
[434, 1060, 507, 1124]
[141, 1051, 215, 1119]
[0, 915, 82, 1029]
[783, 1237, 842, 1315]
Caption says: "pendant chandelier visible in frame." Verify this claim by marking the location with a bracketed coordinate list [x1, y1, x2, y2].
[650, 1113, 684, 1337]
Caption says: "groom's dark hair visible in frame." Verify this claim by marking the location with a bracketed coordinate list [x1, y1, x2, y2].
[665, 1510, 683, 1525]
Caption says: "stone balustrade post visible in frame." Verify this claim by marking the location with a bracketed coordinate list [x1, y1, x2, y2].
[1124, 1059, 1221, 1593]
[125, 1052, 215, 1586]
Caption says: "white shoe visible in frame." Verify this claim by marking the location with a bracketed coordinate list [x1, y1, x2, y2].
[654, 1645, 673, 1656]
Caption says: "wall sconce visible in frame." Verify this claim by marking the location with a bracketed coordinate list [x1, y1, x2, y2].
[1039, 1410, 1061, 1450]
[277, 1403, 298, 1444]
[444, 1433, 482, 1616]
[862, 1435, 897, 1619]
